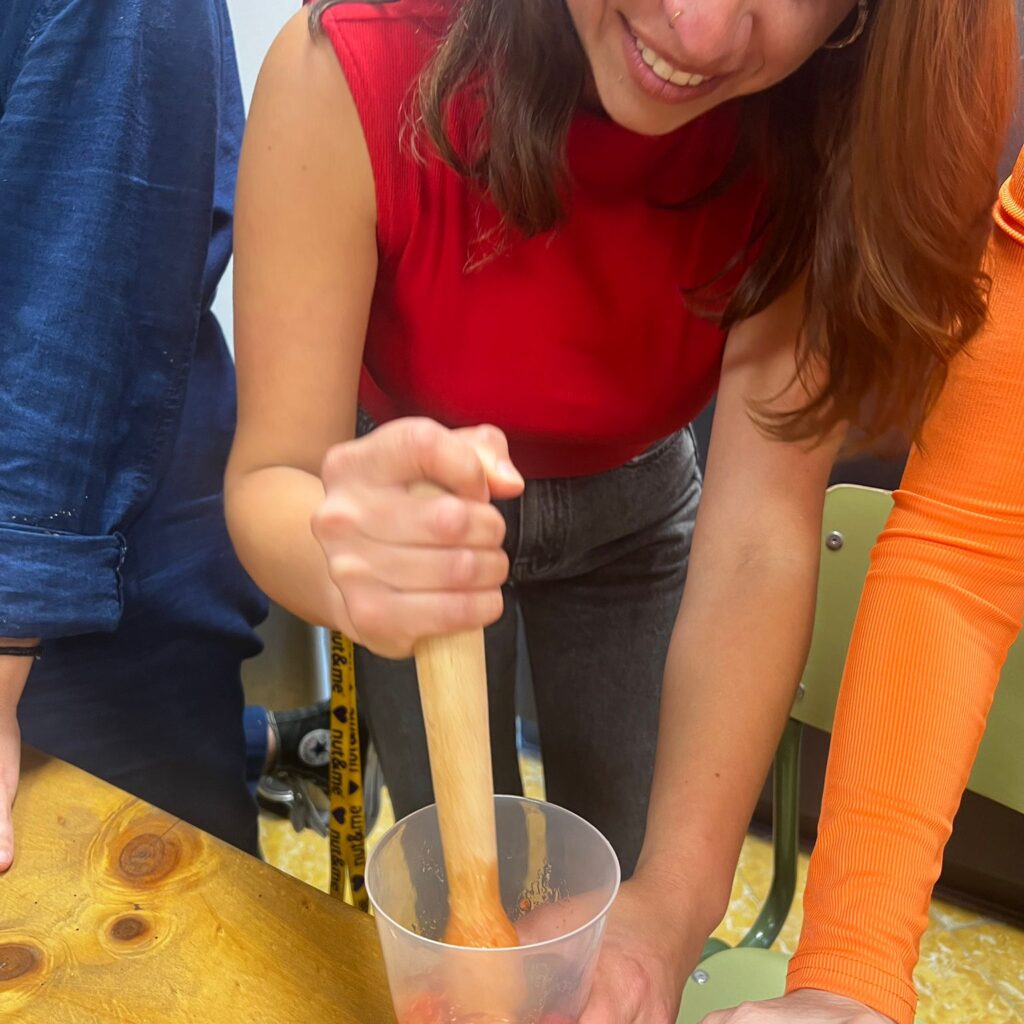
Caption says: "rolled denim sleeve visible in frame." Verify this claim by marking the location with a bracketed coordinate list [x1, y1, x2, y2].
[0, 0, 223, 638]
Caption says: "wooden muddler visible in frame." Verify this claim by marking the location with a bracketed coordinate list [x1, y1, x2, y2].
[414, 625, 519, 949]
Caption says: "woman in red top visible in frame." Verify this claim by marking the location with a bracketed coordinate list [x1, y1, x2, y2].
[226, 2, 1016, 1022]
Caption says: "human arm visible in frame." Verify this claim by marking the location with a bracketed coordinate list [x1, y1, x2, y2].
[581, 280, 844, 1023]
[782, 147, 1024, 1024]
[701, 148, 1024, 1024]
[225, 12, 521, 659]
[0, 0, 232, 868]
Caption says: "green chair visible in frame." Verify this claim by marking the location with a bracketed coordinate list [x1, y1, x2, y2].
[677, 484, 1024, 1023]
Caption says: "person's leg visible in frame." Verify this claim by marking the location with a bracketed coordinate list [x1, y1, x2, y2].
[20, 634, 260, 856]
[243, 705, 270, 786]
[518, 428, 701, 877]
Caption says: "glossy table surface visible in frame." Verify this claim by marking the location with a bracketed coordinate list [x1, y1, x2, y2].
[0, 748, 395, 1024]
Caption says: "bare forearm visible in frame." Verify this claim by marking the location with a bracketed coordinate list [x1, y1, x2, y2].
[226, 466, 344, 630]
[636, 552, 819, 931]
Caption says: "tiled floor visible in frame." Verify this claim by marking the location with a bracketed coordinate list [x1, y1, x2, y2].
[260, 755, 1024, 1022]
[714, 839, 1024, 1022]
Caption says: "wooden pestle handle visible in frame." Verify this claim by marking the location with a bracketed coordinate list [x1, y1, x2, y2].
[411, 484, 518, 949]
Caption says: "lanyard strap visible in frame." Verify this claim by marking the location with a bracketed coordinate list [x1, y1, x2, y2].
[328, 631, 369, 911]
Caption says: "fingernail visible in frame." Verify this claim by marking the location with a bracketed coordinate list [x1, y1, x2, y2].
[497, 460, 523, 485]
[0, 848, 11, 870]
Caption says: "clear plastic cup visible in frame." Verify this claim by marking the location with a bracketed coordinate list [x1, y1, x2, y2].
[367, 795, 621, 1024]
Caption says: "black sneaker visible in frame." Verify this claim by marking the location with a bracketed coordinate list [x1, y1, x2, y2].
[258, 700, 382, 835]
[268, 700, 332, 786]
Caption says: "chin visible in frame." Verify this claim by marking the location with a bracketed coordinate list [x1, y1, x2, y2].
[593, 81, 707, 137]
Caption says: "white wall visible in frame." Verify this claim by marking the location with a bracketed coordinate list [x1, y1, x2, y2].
[213, 0, 296, 348]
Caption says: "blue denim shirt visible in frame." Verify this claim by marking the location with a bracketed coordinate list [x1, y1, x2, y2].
[0, 0, 265, 649]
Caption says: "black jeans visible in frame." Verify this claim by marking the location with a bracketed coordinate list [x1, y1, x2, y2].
[357, 415, 701, 877]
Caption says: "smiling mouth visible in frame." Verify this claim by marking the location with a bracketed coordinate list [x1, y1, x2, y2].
[626, 22, 715, 88]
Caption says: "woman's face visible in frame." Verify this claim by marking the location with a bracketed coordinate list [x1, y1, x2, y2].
[563, 0, 860, 134]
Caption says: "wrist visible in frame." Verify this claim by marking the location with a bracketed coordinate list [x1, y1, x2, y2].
[631, 853, 731, 940]
[0, 651, 35, 714]
[0, 638, 43, 659]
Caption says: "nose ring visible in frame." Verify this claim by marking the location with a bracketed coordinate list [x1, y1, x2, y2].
[668, 6, 682, 28]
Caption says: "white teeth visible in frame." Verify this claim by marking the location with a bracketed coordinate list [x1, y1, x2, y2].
[638, 39, 705, 87]
[652, 57, 675, 80]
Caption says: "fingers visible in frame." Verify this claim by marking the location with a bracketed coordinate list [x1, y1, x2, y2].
[315, 485, 508, 550]
[324, 418, 515, 502]
[452, 423, 525, 500]
[334, 583, 506, 659]
[516, 890, 612, 945]
[0, 810, 12, 872]
[697, 1005, 781, 1023]
[0, 721, 20, 872]
[578, 983, 622, 1024]
[577, 954, 647, 1024]
[326, 534, 510, 593]
[696, 993, 892, 1022]
[314, 418, 523, 656]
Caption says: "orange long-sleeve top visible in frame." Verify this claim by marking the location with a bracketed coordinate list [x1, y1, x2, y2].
[786, 148, 1024, 1024]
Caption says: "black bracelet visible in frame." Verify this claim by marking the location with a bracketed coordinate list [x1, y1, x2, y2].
[0, 644, 42, 659]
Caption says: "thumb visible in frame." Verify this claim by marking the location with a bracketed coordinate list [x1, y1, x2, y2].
[454, 424, 525, 500]
[579, 981, 629, 1024]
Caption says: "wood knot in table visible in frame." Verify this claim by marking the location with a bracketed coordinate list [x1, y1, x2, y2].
[0, 942, 42, 983]
[89, 805, 206, 897]
[117, 834, 179, 884]
[91, 906, 169, 958]
[109, 916, 150, 942]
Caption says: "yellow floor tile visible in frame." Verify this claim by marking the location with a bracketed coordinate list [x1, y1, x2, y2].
[930, 898, 988, 931]
[945, 922, 1024, 1018]
[916, 926, 1022, 1023]
[258, 814, 329, 892]
[725, 834, 809, 956]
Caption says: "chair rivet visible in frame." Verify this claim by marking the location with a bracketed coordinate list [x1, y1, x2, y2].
[826, 531, 844, 551]
[796, 682, 806, 701]
[692, 969, 710, 985]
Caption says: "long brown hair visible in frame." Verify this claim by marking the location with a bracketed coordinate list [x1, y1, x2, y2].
[310, 0, 1020, 444]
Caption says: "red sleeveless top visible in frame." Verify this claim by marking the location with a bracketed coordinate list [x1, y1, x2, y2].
[322, 1, 764, 477]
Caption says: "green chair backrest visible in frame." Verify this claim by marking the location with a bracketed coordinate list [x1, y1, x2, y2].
[796, 484, 1024, 815]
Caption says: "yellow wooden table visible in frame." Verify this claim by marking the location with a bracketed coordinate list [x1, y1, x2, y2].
[0, 748, 396, 1024]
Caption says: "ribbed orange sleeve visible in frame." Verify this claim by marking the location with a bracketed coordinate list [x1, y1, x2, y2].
[786, 148, 1024, 1024]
